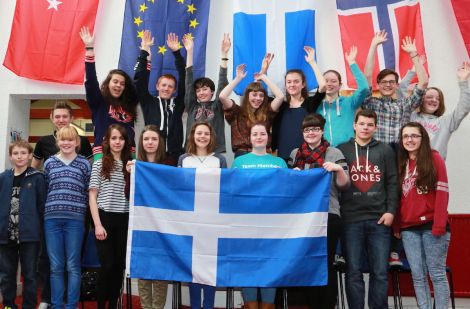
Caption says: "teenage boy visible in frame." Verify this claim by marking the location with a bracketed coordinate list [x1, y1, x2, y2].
[134, 30, 185, 163]
[337, 109, 398, 309]
[31, 101, 92, 309]
[362, 31, 429, 145]
[0, 140, 46, 309]
[32, 101, 93, 169]
[183, 33, 231, 153]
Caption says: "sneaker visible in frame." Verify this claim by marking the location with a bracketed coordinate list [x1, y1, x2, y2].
[38, 302, 50, 309]
[389, 252, 403, 267]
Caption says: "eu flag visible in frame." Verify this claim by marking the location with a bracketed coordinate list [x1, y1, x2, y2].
[118, 0, 210, 95]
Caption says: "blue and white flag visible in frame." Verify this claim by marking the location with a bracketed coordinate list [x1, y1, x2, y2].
[126, 162, 331, 287]
[232, 0, 322, 95]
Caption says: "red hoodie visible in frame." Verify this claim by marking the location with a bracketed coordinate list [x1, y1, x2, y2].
[394, 151, 449, 236]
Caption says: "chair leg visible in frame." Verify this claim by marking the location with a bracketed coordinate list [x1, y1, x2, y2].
[448, 268, 456, 309]
[337, 271, 345, 309]
[226, 287, 234, 309]
[281, 288, 288, 309]
[172, 281, 181, 309]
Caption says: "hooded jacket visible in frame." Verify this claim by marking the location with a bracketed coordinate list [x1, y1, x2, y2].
[0, 167, 46, 244]
[337, 138, 398, 223]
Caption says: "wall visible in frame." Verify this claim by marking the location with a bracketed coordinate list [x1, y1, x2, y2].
[0, 1, 469, 213]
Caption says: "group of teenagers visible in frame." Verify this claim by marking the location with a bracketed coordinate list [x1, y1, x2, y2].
[0, 25, 469, 309]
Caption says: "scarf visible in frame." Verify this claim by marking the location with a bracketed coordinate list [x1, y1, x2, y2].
[294, 139, 330, 170]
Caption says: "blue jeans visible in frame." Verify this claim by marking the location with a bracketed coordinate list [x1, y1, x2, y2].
[342, 220, 390, 309]
[0, 241, 39, 309]
[45, 218, 85, 309]
[189, 283, 216, 309]
[401, 230, 450, 309]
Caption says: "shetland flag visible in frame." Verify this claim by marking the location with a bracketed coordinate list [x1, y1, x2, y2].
[232, 0, 319, 95]
[126, 162, 330, 287]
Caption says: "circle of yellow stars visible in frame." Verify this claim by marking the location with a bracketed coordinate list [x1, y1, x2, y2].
[133, 0, 199, 55]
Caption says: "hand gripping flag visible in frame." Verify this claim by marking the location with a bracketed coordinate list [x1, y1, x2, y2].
[126, 162, 330, 287]
[118, 0, 210, 96]
[337, 0, 428, 89]
[3, 0, 99, 84]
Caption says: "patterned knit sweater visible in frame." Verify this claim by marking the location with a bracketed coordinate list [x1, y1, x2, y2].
[44, 155, 91, 220]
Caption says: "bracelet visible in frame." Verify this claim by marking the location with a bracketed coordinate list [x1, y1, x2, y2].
[85, 47, 94, 50]
[411, 53, 419, 59]
[221, 57, 229, 61]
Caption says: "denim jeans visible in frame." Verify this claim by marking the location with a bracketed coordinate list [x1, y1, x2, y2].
[0, 241, 40, 309]
[189, 283, 216, 309]
[342, 219, 390, 309]
[401, 230, 450, 309]
[45, 218, 85, 309]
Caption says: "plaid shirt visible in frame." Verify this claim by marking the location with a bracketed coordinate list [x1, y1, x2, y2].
[362, 87, 424, 144]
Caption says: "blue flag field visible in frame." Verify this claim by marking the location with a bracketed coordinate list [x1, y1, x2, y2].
[126, 162, 331, 287]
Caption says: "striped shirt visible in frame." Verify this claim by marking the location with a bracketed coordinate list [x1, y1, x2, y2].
[89, 159, 129, 213]
[362, 86, 424, 144]
[44, 155, 91, 220]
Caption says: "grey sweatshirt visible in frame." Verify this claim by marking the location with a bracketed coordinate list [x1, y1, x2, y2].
[410, 80, 470, 160]
[337, 138, 398, 223]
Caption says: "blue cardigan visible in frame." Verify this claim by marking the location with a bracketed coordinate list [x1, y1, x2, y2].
[0, 167, 46, 244]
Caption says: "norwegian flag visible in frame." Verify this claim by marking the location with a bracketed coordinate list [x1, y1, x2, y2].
[336, 0, 428, 89]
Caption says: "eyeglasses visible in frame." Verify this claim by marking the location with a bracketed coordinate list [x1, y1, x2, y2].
[379, 80, 397, 86]
[303, 127, 322, 133]
[402, 134, 422, 140]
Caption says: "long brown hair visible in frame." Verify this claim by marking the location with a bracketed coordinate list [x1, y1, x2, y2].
[101, 124, 132, 180]
[398, 122, 436, 191]
[185, 122, 216, 155]
[100, 69, 138, 119]
[137, 125, 167, 163]
[240, 82, 269, 127]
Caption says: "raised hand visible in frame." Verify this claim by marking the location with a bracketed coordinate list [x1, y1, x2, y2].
[235, 64, 247, 80]
[457, 61, 470, 81]
[401, 36, 418, 56]
[372, 30, 387, 46]
[259, 53, 275, 75]
[182, 34, 194, 51]
[140, 30, 154, 53]
[221, 33, 231, 55]
[79, 26, 94, 47]
[345, 45, 358, 65]
[254, 72, 266, 82]
[166, 32, 181, 52]
[304, 46, 316, 64]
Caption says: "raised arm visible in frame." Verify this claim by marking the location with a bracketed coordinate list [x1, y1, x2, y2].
[167, 33, 186, 104]
[183, 34, 195, 109]
[80, 26, 103, 109]
[258, 53, 274, 76]
[80, 26, 95, 59]
[134, 30, 154, 104]
[364, 30, 387, 86]
[304, 46, 325, 92]
[449, 62, 470, 132]
[345, 46, 370, 108]
[401, 36, 428, 90]
[216, 33, 231, 98]
[254, 73, 284, 112]
[219, 64, 247, 110]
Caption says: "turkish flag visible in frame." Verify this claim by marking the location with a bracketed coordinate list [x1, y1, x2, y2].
[3, 0, 99, 84]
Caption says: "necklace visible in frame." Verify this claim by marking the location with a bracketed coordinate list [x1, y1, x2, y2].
[194, 155, 208, 164]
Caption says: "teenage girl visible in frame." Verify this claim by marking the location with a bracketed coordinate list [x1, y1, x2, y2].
[80, 26, 138, 160]
[178, 122, 227, 309]
[44, 126, 91, 309]
[219, 60, 285, 157]
[395, 122, 450, 309]
[127, 125, 174, 309]
[89, 124, 133, 309]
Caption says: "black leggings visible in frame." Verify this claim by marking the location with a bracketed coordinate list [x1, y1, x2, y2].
[95, 210, 129, 309]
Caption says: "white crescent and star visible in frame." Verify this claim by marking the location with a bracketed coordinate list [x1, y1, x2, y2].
[47, 0, 63, 11]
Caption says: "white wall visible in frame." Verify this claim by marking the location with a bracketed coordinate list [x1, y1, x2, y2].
[0, 1, 468, 212]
